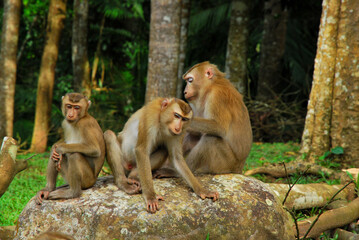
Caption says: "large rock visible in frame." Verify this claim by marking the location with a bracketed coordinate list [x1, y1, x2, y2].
[15, 175, 295, 240]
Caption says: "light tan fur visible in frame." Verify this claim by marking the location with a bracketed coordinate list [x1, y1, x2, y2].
[182, 61, 252, 173]
[104, 98, 218, 213]
[36, 93, 105, 204]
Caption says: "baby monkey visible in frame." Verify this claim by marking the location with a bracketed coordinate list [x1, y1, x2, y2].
[105, 98, 219, 213]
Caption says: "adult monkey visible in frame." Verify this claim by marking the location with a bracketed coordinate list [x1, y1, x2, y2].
[182, 61, 252, 174]
[36, 93, 105, 204]
[104, 98, 219, 213]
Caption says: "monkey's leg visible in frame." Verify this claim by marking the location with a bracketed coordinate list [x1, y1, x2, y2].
[104, 130, 141, 194]
[183, 132, 201, 156]
[186, 136, 238, 174]
[48, 153, 95, 200]
[36, 147, 60, 204]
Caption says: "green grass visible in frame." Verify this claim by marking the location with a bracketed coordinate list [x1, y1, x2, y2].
[0, 153, 65, 226]
[244, 142, 300, 171]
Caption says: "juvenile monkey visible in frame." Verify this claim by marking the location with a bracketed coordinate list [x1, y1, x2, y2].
[104, 98, 219, 213]
[36, 93, 105, 204]
[182, 61, 252, 174]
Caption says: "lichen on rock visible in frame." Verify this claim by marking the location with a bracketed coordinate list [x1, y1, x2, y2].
[15, 175, 295, 240]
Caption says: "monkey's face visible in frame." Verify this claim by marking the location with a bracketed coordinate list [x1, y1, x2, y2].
[183, 67, 212, 102]
[64, 104, 82, 122]
[62, 96, 88, 123]
[162, 103, 192, 136]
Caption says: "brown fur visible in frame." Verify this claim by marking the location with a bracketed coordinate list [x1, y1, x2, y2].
[104, 98, 218, 213]
[183, 61, 252, 173]
[36, 93, 105, 204]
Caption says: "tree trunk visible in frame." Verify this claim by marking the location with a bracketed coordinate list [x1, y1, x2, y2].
[0, 0, 21, 140]
[29, 0, 67, 153]
[256, 0, 288, 101]
[145, 0, 182, 103]
[176, 0, 190, 99]
[225, 0, 250, 95]
[300, 0, 359, 167]
[72, 0, 91, 97]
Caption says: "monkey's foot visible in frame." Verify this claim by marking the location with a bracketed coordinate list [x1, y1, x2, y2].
[48, 188, 81, 200]
[152, 168, 179, 179]
[198, 189, 219, 202]
[116, 178, 141, 195]
[145, 195, 164, 213]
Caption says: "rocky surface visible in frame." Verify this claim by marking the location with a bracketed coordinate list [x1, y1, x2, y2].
[15, 174, 295, 240]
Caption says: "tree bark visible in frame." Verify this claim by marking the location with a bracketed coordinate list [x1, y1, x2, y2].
[0, 0, 21, 140]
[300, 0, 359, 167]
[225, 0, 250, 95]
[29, 0, 67, 153]
[72, 0, 91, 97]
[176, 0, 190, 99]
[256, 0, 288, 101]
[145, 0, 182, 103]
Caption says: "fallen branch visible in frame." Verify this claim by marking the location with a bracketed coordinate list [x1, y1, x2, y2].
[297, 185, 358, 238]
[335, 228, 359, 240]
[0, 137, 27, 197]
[267, 183, 355, 210]
[245, 161, 345, 180]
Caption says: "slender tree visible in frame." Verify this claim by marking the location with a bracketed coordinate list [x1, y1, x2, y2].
[257, 0, 288, 101]
[72, 0, 91, 97]
[300, 0, 359, 167]
[225, 0, 250, 95]
[0, 0, 21, 140]
[176, 0, 190, 99]
[29, 0, 67, 153]
[145, 0, 182, 103]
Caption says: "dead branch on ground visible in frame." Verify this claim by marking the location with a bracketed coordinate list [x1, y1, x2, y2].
[0, 137, 28, 197]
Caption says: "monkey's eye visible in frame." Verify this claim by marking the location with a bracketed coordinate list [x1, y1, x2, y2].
[66, 104, 72, 109]
[174, 113, 182, 119]
[187, 77, 193, 83]
[182, 117, 189, 122]
[74, 106, 80, 110]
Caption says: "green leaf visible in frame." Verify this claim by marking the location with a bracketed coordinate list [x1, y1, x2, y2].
[346, 171, 354, 180]
[331, 146, 344, 155]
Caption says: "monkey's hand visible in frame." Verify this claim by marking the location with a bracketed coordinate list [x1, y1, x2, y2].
[197, 189, 219, 202]
[117, 178, 141, 195]
[145, 195, 164, 213]
[55, 143, 66, 155]
[51, 146, 63, 171]
[36, 190, 50, 205]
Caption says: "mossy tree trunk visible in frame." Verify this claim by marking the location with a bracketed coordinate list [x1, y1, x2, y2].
[300, 0, 359, 167]
[72, 0, 91, 97]
[225, 0, 250, 95]
[176, 0, 190, 99]
[29, 0, 67, 153]
[145, 0, 182, 103]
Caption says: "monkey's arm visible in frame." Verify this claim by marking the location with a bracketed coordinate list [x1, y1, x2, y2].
[189, 118, 226, 138]
[135, 143, 163, 213]
[56, 143, 101, 157]
[169, 142, 219, 201]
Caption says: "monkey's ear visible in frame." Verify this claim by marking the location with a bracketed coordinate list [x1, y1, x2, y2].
[161, 99, 169, 111]
[88, 100, 92, 108]
[205, 67, 214, 79]
[62, 96, 65, 100]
